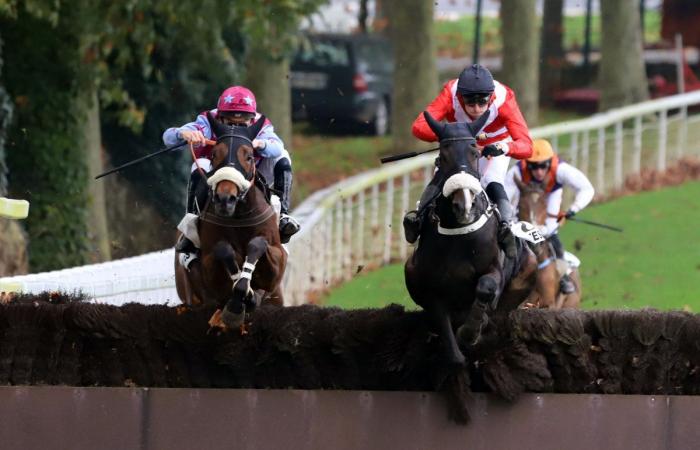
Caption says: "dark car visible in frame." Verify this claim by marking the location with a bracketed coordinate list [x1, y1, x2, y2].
[291, 33, 393, 135]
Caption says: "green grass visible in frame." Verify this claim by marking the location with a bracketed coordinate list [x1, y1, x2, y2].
[321, 181, 700, 311]
[434, 10, 662, 58]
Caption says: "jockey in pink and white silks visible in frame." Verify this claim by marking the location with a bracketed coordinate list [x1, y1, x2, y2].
[163, 86, 300, 259]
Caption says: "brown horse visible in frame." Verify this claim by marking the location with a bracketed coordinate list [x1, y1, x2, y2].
[514, 178, 581, 309]
[404, 112, 538, 366]
[175, 114, 286, 329]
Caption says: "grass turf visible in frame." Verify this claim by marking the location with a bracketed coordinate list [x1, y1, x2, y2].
[321, 181, 700, 311]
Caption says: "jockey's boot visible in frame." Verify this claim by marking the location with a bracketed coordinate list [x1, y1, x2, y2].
[486, 182, 517, 259]
[176, 170, 207, 255]
[559, 273, 576, 294]
[403, 183, 441, 244]
[274, 158, 300, 244]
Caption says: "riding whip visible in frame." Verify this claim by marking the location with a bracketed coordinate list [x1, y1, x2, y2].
[380, 147, 439, 164]
[95, 139, 215, 179]
[380, 132, 488, 164]
[568, 217, 623, 233]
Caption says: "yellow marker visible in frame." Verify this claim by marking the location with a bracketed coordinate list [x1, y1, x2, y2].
[0, 198, 30, 219]
[0, 281, 23, 293]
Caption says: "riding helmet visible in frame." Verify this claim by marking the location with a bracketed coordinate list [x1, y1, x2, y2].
[528, 139, 555, 162]
[217, 86, 257, 114]
[457, 64, 495, 96]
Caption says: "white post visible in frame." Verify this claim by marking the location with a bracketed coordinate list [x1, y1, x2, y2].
[633, 116, 642, 174]
[423, 165, 432, 188]
[572, 132, 580, 167]
[383, 179, 394, 265]
[551, 135, 558, 153]
[597, 126, 606, 195]
[343, 195, 353, 281]
[322, 213, 332, 291]
[677, 106, 688, 158]
[581, 130, 590, 176]
[357, 189, 366, 273]
[658, 109, 668, 171]
[400, 173, 410, 260]
[614, 121, 623, 189]
[370, 183, 380, 263]
[335, 202, 343, 284]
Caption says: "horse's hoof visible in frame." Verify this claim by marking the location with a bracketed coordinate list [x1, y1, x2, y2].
[457, 313, 488, 347]
[221, 305, 246, 329]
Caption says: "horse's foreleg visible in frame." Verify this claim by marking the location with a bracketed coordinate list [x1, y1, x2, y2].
[221, 237, 268, 328]
[457, 269, 502, 346]
[430, 306, 466, 367]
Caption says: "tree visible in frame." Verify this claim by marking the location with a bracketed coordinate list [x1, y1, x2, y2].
[539, 0, 565, 105]
[387, 0, 438, 152]
[599, 0, 649, 110]
[0, 0, 242, 269]
[239, 1, 325, 148]
[500, 0, 539, 125]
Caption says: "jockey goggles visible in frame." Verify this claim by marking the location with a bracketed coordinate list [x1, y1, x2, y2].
[527, 161, 551, 171]
[462, 93, 491, 106]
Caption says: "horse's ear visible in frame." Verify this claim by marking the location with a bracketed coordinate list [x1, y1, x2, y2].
[514, 173, 527, 191]
[247, 115, 266, 140]
[207, 111, 229, 138]
[467, 111, 489, 137]
[423, 111, 443, 139]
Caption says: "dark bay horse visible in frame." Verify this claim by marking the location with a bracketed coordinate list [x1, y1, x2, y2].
[175, 114, 287, 330]
[515, 178, 581, 309]
[405, 111, 537, 366]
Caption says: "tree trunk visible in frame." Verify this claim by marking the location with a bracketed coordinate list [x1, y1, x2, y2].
[539, 0, 565, 105]
[599, 0, 649, 110]
[388, 0, 438, 152]
[83, 89, 111, 262]
[500, 0, 539, 125]
[244, 43, 292, 149]
[0, 33, 11, 197]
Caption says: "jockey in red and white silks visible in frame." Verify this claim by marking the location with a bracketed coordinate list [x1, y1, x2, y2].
[403, 64, 533, 259]
[411, 78, 533, 188]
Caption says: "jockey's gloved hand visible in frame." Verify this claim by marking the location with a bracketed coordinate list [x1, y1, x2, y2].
[565, 209, 576, 219]
[482, 142, 508, 158]
[252, 139, 267, 150]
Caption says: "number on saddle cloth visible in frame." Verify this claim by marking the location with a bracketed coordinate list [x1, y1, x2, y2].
[510, 221, 546, 244]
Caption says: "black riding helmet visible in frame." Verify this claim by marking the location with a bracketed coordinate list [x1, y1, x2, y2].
[457, 64, 495, 96]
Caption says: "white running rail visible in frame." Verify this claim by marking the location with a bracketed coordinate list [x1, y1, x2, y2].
[3, 91, 700, 305]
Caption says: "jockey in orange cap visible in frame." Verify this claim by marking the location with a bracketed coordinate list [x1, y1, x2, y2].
[403, 64, 533, 258]
[163, 86, 300, 265]
[504, 139, 595, 294]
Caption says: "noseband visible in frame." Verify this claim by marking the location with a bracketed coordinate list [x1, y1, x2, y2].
[208, 133, 256, 194]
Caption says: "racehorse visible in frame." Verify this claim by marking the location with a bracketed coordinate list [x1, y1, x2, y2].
[174, 114, 287, 330]
[404, 111, 538, 366]
[514, 178, 581, 309]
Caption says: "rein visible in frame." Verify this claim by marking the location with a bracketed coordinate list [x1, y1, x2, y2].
[200, 202, 275, 228]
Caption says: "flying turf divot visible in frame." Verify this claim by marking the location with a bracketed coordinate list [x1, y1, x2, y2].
[0, 197, 29, 219]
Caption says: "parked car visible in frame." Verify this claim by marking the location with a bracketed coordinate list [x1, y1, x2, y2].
[291, 33, 393, 135]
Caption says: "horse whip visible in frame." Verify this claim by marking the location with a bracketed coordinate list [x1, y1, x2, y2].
[380, 132, 488, 164]
[568, 217, 623, 232]
[95, 139, 215, 179]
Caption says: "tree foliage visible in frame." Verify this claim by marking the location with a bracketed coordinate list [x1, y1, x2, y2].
[1, 0, 327, 269]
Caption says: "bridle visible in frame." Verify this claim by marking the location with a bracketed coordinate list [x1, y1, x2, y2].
[438, 136, 481, 180]
[213, 132, 256, 184]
